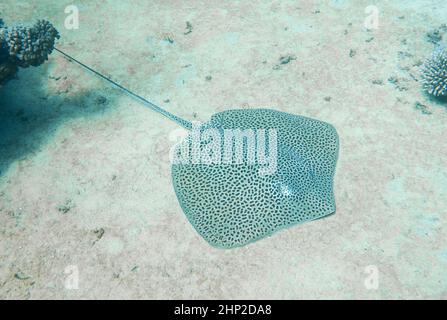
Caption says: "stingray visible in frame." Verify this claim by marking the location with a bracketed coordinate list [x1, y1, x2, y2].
[55, 48, 339, 249]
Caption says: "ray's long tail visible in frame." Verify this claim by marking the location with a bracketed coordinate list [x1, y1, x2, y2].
[54, 47, 192, 130]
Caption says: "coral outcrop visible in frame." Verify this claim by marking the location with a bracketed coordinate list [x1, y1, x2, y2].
[421, 47, 447, 97]
[0, 19, 59, 86]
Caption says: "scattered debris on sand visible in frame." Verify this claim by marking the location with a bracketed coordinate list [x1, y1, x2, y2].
[95, 95, 108, 105]
[426, 24, 447, 44]
[388, 76, 410, 92]
[414, 101, 432, 115]
[184, 21, 193, 35]
[162, 33, 174, 44]
[92, 228, 105, 245]
[57, 199, 75, 214]
[14, 271, 30, 280]
[279, 55, 297, 65]
[273, 54, 297, 70]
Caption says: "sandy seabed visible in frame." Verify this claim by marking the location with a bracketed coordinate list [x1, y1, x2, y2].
[0, 0, 446, 299]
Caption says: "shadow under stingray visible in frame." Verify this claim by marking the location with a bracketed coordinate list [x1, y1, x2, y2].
[0, 65, 116, 177]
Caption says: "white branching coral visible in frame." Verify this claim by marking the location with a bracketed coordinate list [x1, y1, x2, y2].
[421, 47, 447, 97]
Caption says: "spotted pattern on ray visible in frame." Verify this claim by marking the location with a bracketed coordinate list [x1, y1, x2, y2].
[172, 109, 339, 249]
